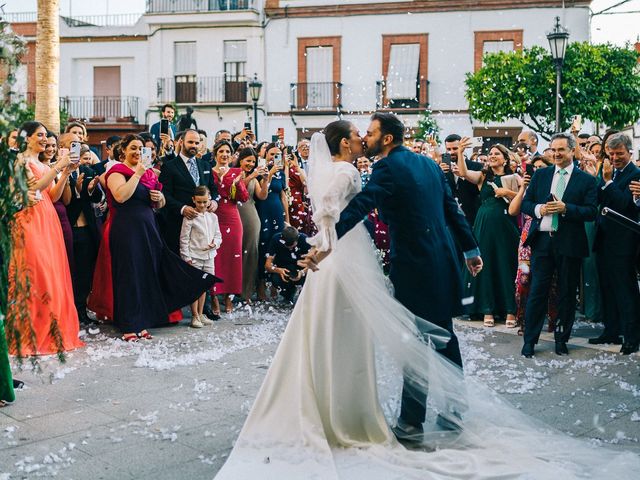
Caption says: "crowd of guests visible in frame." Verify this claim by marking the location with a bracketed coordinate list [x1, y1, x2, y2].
[424, 129, 640, 357]
[3, 109, 639, 362]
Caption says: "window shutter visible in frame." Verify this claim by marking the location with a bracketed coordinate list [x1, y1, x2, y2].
[387, 43, 420, 100]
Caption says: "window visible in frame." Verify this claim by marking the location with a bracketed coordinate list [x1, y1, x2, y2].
[381, 34, 428, 109]
[174, 41, 197, 103]
[306, 46, 333, 108]
[224, 40, 247, 80]
[224, 40, 247, 103]
[387, 43, 420, 100]
[482, 40, 515, 56]
[474, 31, 523, 71]
[296, 37, 342, 110]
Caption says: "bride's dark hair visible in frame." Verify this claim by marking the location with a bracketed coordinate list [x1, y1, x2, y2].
[323, 120, 352, 156]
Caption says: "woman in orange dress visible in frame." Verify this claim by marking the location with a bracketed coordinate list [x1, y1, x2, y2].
[6, 121, 84, 356]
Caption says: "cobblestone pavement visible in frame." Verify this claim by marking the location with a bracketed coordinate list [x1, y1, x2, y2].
[1, 305, 639, 479]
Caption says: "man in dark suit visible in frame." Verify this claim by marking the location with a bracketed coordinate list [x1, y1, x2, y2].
[158, 129, 219, 255]
[440, 134, 483, 226]
[150, 104, 177, 144]
[518, 130, 543, 161]
[60, 135, 103, 325]
[521, 132, 598, 357]
[590, 133, 640, 355]
[306, 112, 482, 440]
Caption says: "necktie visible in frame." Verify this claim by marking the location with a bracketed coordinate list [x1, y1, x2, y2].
[551, 168, 567, 231]
[188, 158, 200, 185]
[612, 169, 619, 181]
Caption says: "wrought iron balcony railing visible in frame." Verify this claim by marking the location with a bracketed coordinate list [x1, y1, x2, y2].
[60, 96, 140, 122]
[290, 82, 342, 111]
[376, 78, 430, 110]
[157, 76, 248, 104]
[146, 0, 255, 13]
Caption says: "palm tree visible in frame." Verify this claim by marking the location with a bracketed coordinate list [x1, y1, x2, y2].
[35, 0, 60, 133]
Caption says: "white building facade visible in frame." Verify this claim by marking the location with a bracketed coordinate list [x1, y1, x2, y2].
[9, 0, 592, 149]
[262, 0, 591, 146]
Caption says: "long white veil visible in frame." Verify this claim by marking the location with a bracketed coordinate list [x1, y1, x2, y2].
[215, 132, 640, 479]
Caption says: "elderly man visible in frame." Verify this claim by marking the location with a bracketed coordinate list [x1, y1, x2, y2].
[520, 132, 597, 357]
[590, 133, 640, 355]
[296, 139, 310, 174]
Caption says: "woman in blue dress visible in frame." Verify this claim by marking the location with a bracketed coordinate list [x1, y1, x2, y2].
[255, 143, 289, 300]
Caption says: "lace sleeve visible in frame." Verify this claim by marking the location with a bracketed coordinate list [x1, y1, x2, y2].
[308, 168, 358, 252]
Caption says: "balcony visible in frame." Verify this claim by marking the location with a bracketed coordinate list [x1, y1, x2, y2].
[146, 0, 255, 13]
[376, 78, 429, 111]
[60, 96, 140, 123]
[2, 12, 142, 26]
[156, 76, 248, 104]
[290, 82, 342, 112]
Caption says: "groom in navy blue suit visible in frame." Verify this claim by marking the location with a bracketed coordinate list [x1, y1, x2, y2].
[307, 113, 482, 438]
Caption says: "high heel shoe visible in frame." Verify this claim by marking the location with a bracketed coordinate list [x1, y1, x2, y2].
[225, 296, 234, 313]
[212, 296, 221, 316]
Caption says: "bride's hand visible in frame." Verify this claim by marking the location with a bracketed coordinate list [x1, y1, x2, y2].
[298, 248, 330, 272]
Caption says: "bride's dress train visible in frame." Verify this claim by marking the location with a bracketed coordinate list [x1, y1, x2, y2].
[215, 142, 639, 479]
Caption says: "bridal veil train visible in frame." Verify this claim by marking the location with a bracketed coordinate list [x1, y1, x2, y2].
[215, 129, 639, 479]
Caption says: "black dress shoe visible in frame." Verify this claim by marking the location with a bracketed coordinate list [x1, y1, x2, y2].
[392, 419, 424, 443]
[203, 307, 220, 321]
[555, 342, 569, 355]
[436, 412, 463, 432]
[588, 335, 623, 345]
[521, 343, 535, 358]
[620, 342, 639, 355]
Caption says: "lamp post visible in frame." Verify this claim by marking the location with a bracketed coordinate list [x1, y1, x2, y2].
[546, 16, 570, 133]
[248, 73, 263, 140]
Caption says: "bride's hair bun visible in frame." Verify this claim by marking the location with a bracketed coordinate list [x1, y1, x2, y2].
[323, 120, 353, 156]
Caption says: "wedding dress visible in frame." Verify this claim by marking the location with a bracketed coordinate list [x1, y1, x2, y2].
[214, 134, 640, 479]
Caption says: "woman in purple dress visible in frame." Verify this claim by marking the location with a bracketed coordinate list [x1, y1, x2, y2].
[105, 135, 216, 341]
[39, 131, 74, 274]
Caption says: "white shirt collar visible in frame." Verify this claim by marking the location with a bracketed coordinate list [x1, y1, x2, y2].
[554, 162, 574, 175]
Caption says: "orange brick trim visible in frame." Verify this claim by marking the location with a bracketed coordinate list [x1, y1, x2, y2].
[297, 36, 342, 108]
[266, 1, 590, 19]
[381, 34, 428, 106]
[474, 30, 523, 71]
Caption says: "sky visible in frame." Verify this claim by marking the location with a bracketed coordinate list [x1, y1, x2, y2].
[1, 0, 639, 46]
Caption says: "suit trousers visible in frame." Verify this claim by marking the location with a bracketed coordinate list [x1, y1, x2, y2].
[71, 226, 98, 317]
[596, 251, 640, 344]
[524, 234, 581, 345]
[394, 281, 464, 428]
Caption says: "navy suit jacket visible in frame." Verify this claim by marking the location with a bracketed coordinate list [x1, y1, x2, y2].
[521, 164, 597, 258]
[66, 165, 103, 244]
[158, 156, 219, 253]
[150, 121, 177, 144]
[593, 162, 640, 257]
[335, 145, 478, 323]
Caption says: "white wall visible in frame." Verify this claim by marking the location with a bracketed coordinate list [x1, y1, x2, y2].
[263, 6, 590, 143]
[60, 40, 149, 120]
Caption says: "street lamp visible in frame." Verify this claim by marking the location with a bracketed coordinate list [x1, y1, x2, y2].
[546, 16, 570, 133]
[248, 73, 263, 140]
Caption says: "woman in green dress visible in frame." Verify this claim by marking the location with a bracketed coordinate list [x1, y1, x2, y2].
[456, 141, 520, 327]
[1, 320, 15, 406]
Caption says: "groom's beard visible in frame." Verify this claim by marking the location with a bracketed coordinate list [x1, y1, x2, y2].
[366, 138, 384, 158]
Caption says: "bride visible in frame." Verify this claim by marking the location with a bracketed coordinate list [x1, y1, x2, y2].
[214, 121, 639, 479]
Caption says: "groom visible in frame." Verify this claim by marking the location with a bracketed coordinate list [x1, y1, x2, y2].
[304, 112, 482, 440]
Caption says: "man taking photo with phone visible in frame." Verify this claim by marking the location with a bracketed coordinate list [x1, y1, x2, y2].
[150, 104, 177, 144]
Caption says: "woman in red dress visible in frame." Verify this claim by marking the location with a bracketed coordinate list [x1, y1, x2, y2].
[287, 148, 313, 235]
[211, 140, 249, 314]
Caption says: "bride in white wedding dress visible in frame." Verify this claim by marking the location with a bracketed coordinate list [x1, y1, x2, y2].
[215, 122, 640, 479]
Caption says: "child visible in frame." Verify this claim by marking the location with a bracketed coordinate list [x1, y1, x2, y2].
[180, 185, 222, 328]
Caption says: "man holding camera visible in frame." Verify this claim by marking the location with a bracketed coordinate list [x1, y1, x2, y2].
[150, 104, 177, 144]
[265, 226, 310, 303]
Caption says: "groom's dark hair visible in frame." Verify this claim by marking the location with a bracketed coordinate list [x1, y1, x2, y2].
[371, 112, 404, 145]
